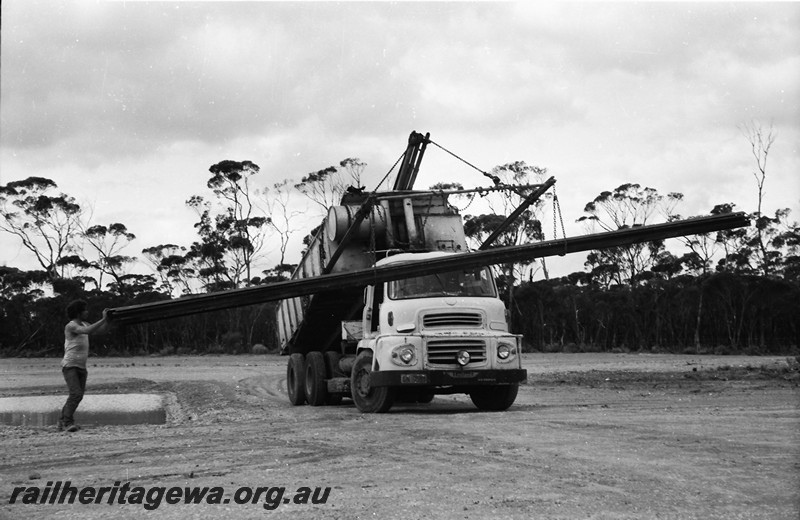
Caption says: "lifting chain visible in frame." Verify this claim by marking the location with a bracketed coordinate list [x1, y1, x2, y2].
[552, 185, 568, 256]
[540, 185, 568, 280]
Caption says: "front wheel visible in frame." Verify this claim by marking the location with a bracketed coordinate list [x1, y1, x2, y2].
[469, 384, 519, 411]
[416, 390, 435, 404]
[351, 351, 395, 413]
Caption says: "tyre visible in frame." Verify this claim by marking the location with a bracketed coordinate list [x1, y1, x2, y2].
[469, 383, 519, 411]
[287, 353, 306, 406]
[350, 351, 395, 413]
[397, 389, 435, 404]
[416, 390, 435, 404]
[324, 351, 344, 405]
[304, 351, 327, 406]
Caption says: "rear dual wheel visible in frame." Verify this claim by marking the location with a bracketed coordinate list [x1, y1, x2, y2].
[287, 353, 306, 406]
[288, 351, 343, 406]
[304, 351, 327, 406]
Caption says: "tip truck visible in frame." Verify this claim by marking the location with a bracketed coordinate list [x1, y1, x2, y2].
[106, 131, 750, 414]
[279, 192, 528, 413]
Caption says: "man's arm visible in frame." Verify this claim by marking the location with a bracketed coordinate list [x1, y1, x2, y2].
[68, 309, 109, 335]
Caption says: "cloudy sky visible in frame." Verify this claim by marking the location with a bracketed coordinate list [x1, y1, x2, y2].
[1, 1, 798, 279]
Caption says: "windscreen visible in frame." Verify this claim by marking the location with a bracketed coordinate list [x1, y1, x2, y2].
[388, 267, 497, 300]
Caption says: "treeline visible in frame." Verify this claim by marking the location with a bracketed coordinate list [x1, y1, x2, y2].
[512, 272, 799, 354]
[2, 124, 799, 357]
[2, 267, 797, 358]
[0, 274, 281, 357]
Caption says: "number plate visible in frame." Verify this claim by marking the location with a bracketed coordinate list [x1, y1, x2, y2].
[401, 374, 428, 384]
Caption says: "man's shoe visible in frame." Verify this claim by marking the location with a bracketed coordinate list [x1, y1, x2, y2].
[65, 424, 79, 433]
[57, 420, 65, 432]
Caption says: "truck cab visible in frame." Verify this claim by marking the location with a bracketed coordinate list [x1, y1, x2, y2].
[350, 251, 527, 412]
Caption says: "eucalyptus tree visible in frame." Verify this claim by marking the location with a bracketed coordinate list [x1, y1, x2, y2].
[462, 161, 548, 305]
[80, 223, 139, 294]
[0, 177, 82, 278]
[295, 166, 344, 214]
[578, 183, 683, 285]
[295, 157, 367, 215]
[141, 244, 195, 295]
[185, 160, 270, 291]
[260, 179, 303, 267]
[741, 121, 776, 276]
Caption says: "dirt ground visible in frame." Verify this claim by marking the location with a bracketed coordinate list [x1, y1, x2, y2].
[1, 353, 798, 520]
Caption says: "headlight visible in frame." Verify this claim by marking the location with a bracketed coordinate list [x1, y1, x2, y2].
[456, 350, 471, 366]
[497, 343, 517, 362]
[391, 345, 417, 366]
[399, 347, 414, 363]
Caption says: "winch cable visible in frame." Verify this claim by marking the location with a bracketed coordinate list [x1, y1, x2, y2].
[427, 139, 529, 198]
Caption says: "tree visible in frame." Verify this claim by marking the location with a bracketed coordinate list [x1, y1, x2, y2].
[206, 160, 269, 285]
[741, 120, 776, 276]
[185, 160, 270, 291]
[295, 166, 340, 212]
[55, 255, 97, 290]
[0, 266, 49, 299]
[0, 177, 82, 278]
[773, 217, 800, 282]
[578, 183, 682, 285]
[338, 157, 366, 190]
[582, 250, 620, 289]
[711, 203, 754, 274]
[294, 158, 367, 214]
[0, 267, 52, 356]
[141, 244, 195, 295]
[747, 207, 791, 277]
[674, 203, 736, 277]
[260, 179, 303, 267]
[81, 223, 138, 294]
[463, 161, 548, 306]
[674, 203, 738, 349]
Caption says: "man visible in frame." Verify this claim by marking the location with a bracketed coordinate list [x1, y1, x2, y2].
[60, 300, 108, 432]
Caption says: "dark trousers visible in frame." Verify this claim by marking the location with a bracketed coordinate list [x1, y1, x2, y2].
[61, 367, 88, 426]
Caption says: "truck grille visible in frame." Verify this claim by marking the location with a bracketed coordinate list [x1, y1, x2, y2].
[423, 312, 482, 328]
[426, 339, 487, 365]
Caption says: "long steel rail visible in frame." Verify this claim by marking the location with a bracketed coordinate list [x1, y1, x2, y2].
[106, 212, 749, 325]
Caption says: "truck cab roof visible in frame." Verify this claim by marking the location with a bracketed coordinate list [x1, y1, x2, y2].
[376, 251, 460, 267]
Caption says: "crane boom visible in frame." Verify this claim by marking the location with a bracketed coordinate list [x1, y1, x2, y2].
[106, 211, 748, 326]
[393, 131, 430, 191]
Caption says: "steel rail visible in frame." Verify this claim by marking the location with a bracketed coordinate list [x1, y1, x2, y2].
[106, 212, 749, 325]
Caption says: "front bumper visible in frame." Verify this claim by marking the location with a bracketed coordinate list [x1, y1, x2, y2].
[369, 369, 527, 387]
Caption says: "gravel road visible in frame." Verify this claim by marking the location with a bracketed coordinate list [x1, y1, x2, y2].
[1, 353, 798, 519]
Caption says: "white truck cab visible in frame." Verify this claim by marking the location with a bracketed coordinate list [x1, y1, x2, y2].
[349, 251, 526, 412]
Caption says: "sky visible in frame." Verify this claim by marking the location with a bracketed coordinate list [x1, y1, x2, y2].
[1, 1, 799, 280]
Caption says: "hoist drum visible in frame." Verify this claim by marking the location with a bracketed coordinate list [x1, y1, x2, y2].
[326, 205, 387, 242]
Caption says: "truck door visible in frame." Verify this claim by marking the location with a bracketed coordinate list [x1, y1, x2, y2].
[370, 283, 383, 333]
[363, 284, 384, 335]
